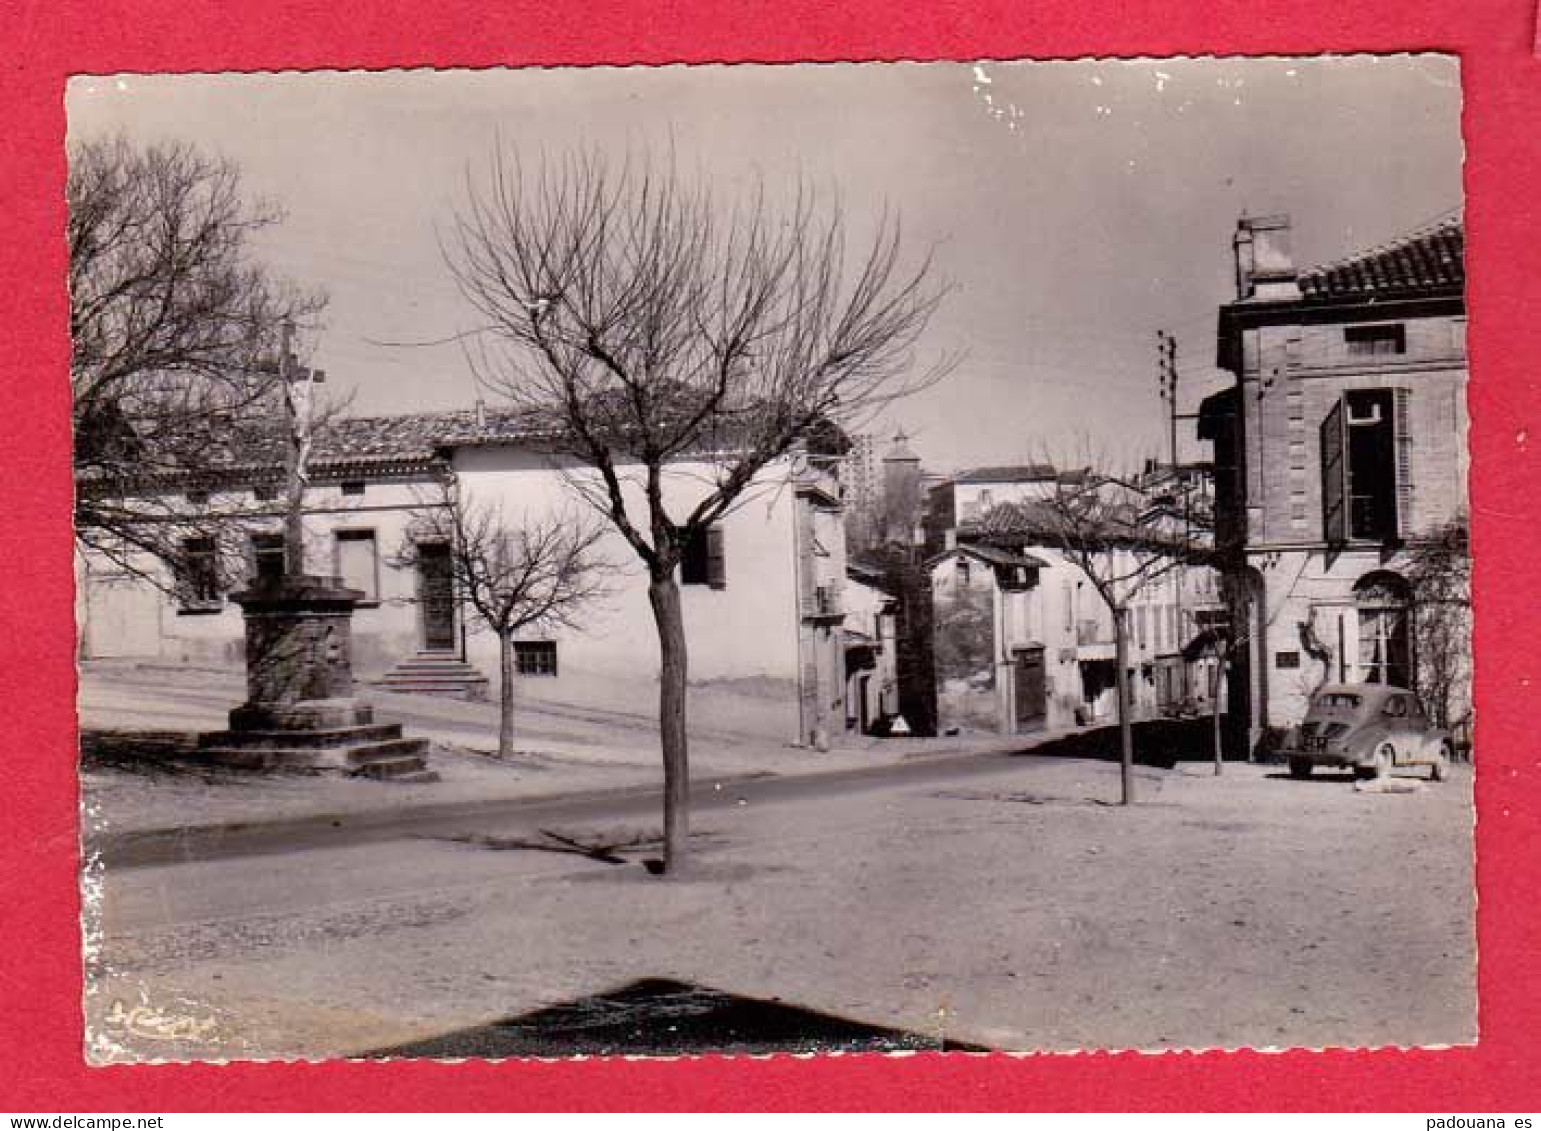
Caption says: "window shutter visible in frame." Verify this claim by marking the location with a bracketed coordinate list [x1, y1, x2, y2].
[706, 523, 727, 590]
[1320, 398, 1348, 546]
[1393, 387, 1414, 540]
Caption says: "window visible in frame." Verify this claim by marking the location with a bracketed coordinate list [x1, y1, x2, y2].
[1383, 695, 1408, 718]
[250, 532, 286, 585]
[680, 523, 726, 589]
[956, 558, 972, 587]
[514, 640, 558, 676]
[176, 537, 222, 611]
[1355, 572, 1412, 687]
[185, 489, 210, 506]
[1345, 323, 1407, 356]
[334, 529, 379, 601]
[1136, 607, 1147, 649]
[253, 481, 279, 503]
[341, 480, 367, 497]
[1321, 388, 1410, 545]
[1275, 651, 1301, 670]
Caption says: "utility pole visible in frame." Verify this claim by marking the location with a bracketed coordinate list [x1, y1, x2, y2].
[1157, 329, 1179, 469]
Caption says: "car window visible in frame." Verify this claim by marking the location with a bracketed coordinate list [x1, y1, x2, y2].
[1318, 693, 1360, 709]
[1384, 696, 1408, 718]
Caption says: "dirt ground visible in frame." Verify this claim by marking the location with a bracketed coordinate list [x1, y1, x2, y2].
[79, 661, 1036, 838]
[85, 756, 1476, 1063]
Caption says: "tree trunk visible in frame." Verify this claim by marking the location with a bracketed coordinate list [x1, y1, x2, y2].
[499, 631, 516, 760]
[648, 573, 690, 873]
[1114, 606, 1134, 805]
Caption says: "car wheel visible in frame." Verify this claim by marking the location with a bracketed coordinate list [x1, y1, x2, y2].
[1431, 743, 1452, 782]
[1373, 742, 1396, 779]
[1288, 757, 1313, 779]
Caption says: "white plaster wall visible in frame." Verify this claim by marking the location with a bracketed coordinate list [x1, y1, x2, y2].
[451, 446, 804, 739]
[77, 475, 443, 675]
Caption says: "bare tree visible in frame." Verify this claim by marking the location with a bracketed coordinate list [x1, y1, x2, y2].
[445, 148, 952, 872]
[70, 134, 326, 580]
[1407, 516, 1472, 741]
[400, 476, 611, 759]
[1020, 462, 1192, 804]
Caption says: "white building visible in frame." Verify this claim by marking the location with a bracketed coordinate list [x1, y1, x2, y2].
[76, 410, 862, 747]
[928, 499, 1224, 736]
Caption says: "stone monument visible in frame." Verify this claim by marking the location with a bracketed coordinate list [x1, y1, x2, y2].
[198, 326, 434, 780]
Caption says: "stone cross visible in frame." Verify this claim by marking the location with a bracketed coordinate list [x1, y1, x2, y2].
[277, 322, 324, 578]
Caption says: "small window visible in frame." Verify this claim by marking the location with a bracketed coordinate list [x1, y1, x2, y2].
[680, 524, 726, 589]
[1275, 651, 1301, 670]
[250, 532, 286, 585]
[334, 529, 379, 601]
[1344, 324, 1407, 356]
[956, 558, 972, 587]
[514, 640, 558, 676]
[176, 536, 222, 611]
[341, 480, 367, 497]
[253, 481, 279, 503]
[186, 489, 210, 506]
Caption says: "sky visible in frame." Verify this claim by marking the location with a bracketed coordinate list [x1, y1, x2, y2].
[66, 55, 1463, 473]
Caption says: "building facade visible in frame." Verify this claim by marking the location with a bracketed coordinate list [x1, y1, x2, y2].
[1199, 213, 1469, 748]
[928, 495, 1224, 736]
[76, 410, 867, 747]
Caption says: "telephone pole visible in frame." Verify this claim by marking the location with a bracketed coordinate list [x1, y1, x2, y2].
[1157, 329, 1179, 469]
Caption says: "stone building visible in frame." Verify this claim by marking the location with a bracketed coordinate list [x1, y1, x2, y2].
[1198, 213, 1469, 748]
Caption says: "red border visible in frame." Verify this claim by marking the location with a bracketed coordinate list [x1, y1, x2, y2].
[4, 0, 1538, 1111]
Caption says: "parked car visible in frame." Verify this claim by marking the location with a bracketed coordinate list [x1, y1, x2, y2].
[1285, 683, 1454, 781]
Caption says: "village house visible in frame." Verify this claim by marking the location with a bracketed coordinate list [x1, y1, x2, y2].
[75, 408, 875, 748]
[1198, 213, 1469, 750]
[927, 491, 1224, 736]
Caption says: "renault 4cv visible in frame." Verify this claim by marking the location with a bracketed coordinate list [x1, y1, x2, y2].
[1286, 683, 1454, 782]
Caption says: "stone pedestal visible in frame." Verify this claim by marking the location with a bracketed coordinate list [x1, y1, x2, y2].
[199, 574, 434, 781]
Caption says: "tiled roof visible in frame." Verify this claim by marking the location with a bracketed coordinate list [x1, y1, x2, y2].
[1297, 215, 1464, 301]
[957, 543, 1048, 570]
[964, 499, 1068, 537]
[221, 408, 555, 475]
[954, 464, 1059, 485]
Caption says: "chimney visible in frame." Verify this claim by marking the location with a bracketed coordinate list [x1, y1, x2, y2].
[1233, 214, 1299, 301]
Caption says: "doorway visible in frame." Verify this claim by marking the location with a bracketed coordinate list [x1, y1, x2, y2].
[417, 541, 456, 651]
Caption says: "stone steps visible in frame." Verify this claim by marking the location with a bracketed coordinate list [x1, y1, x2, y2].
[374, 651, 491, 701]
[196, 723, 406, 750]
[199, 729, 435, 780]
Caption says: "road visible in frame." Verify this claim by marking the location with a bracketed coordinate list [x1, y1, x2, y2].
[96, 742, 1103, 868]
[86, 755, 1476, 1063]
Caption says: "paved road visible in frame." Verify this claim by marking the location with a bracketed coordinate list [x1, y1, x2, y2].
[98, 742, 1132, 869]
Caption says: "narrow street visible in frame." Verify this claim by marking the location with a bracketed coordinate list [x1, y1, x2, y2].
[87, 754, 1475, 1062]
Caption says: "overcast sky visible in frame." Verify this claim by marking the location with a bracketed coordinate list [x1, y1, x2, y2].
[67, 55, 1462, 472]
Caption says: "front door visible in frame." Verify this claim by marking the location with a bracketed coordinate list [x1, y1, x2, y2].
[417, 542, 456, 651]
[1013, 648, 1047, 731]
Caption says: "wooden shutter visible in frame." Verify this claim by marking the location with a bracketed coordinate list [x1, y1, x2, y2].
[1393, 387, 1414, 541]
[706, 523, 727, 590]
[1320, 398, 1348, 546]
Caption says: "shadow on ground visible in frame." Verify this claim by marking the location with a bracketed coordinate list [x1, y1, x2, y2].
[363, 978, 986, 1058]
[1016, 717, 1237, 769]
